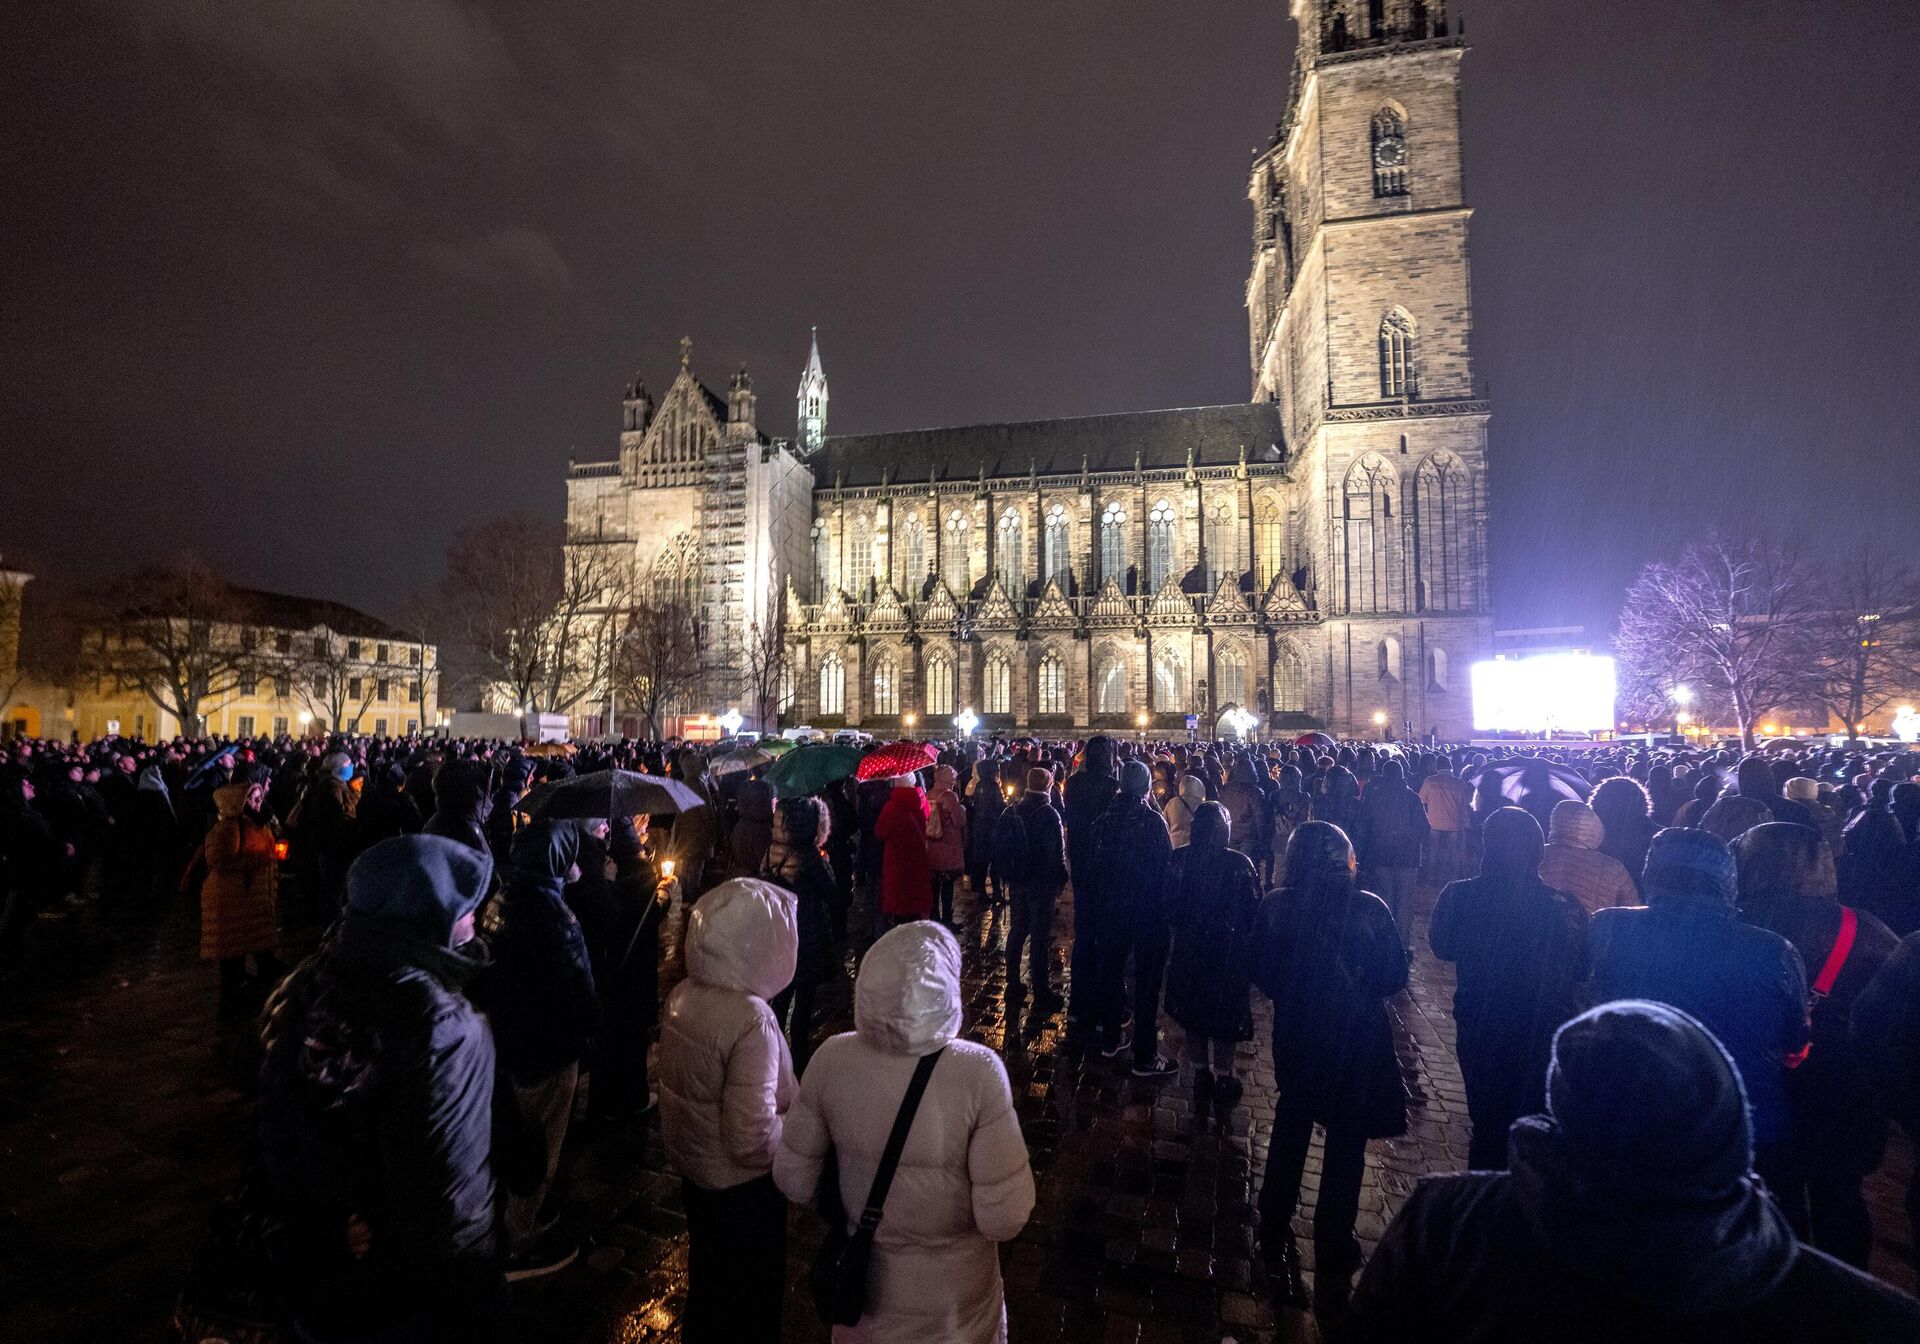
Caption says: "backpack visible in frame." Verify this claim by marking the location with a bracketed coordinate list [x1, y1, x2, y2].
[991, 806, 1031, 878]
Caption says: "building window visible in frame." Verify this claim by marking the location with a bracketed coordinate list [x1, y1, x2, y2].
[1412, 452, 1472, 613]
[983, 652, 1012, 715]
[1096, 657, 1127, 715]
[849, 516, 873, 600]
[1147, 499, 1176, 592]
[1372, 106, 1408, 197]
[819, 653, 845, 715]
[1036, 652, 1066, 715]
[236, 715, 255, 737]
[409, 647, 422, 666]
[1427, 647, 1449, 692]
[348, 677, 363, 700]
[272, 716, 288, 737]
[1216, 646, 1247, 710]
[1153, 647, 1185, 712]
[275, 634, 291, 655]
[812, 521, 831, 601]
[374, 719, 387, 735]
[313, 636, 328, 658]
[924, 652, 954, 715]
[1343, 455, 1396, 614]
[943, 510, 970, 594]
[376, 643, 390, 663]
[1044, 504, 1071, 589]
[1253, 498, 1285, 590]
[1204, 501, 1234, 589]
[778, 659, 796, 714]
[996, 507, 1023, 595]
[871, 657, 899, 716]
[1379, 308, 1416, 398]
[1100, 502, 1127, 586]
[409, 683, 420, 703]
[376, 678, 391, 700]
[1378, 636, 1403, 682]
[903, 513, 925, 590]
[406, 719, 418, 734]
[347, 640, 361, 660]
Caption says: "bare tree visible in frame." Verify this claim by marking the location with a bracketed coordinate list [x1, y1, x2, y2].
[440, 514, 565, 715]
[614, 591, 703, 740]
[739, 565, 791, 734]
[1615, 534, 1821, 750]
[0, 569, 27, 718]
[540, 541, 634, 716]
[92, 563, 257, 739]
[1810, 546, 1919, 740]
[282, 631, 411, 734]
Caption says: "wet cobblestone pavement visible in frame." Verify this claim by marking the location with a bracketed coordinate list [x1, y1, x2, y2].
[3, 877, 1913, 1342]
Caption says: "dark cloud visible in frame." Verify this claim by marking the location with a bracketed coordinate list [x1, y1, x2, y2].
[421, 229, 573, 293]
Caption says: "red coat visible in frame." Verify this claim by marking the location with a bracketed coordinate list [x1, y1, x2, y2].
[874, 785, 933, 918]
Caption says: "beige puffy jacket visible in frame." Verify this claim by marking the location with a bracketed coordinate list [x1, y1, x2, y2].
[1163, 775, 1208, 849]
[776, 923, 1036, 1343]
[658, 877, 799, 1190]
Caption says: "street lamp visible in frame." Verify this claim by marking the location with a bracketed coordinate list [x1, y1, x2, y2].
[1135, 709, 1149, 743]
[297, 711, 312, 737]
[1372, 710, 1388, 741]
[903, 711, 918, 735]
[956, 708, 978, 737]
[1671, 685, 1693, 740]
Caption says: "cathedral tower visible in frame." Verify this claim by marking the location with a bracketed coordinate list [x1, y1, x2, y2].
[797, 328, 828, 453]
[1249, 0, 1488, 736]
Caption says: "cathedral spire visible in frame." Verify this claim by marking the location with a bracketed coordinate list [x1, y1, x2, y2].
[797, 326, 828, 454]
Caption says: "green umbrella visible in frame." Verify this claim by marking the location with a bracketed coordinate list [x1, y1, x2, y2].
[766, 742, 864, 798]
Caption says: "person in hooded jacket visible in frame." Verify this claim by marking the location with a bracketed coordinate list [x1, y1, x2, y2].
[1732, 822, 1898, 1264]
[1588, 776, 1656, 886]
[1537, 799, 1637, 915]
[964, 759, 1006, 907]
[1252, 821, 1409, 1313]
[1163, 772, 1207, 849]
[1086, 760, 1177, 1074]
[1592, 827, 1809, 1204]
[423, 760, 493, 858]
[775, 922, 1036, 1344]
[257, 835, 510, 1343]
[1350, 999, 1920, 1343]
[1219, 754, 1273, 881]
[1430, 808, 1590, 1170]
[484, 819, 599, 1276]
[1161, 802, 1258, 1107]
[1352, 759, 1430, 951]
[1838, 807, 1918, 936]
[729, 769, 777, 880]
[126, 763, 181, 905]
[1730, 758, 1814, 831]
[874, 774, 934, 927]
[764, 795, 839, 1071]
[1269, 764, 1313, 884]
[1852, 928, 1920, 1274]
[295, 753, 360, 919]
[1063, 737, 1121, 1027]
[355, 763, 422, 850]
[925, 764, 968, 925]
[194, 779, 284, 1015]
[1001, 766, 1068, 1010]
[658, 877, 799, 1343]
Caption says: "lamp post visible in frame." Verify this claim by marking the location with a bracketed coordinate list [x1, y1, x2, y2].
[297, 710, 312, 739]
[903, 711, 918, 738]
[1135, 709, 1149, 744]
[1372, 709, 1388, 742]
[1671, 684, 1693, 740]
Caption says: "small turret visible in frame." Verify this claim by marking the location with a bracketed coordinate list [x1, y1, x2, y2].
[796, 327, 828, 454]
[622, 373, 654, 432]
[728, 365, 757, 432]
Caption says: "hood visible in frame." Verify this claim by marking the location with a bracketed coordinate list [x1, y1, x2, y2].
[1177, 775, 1207, 806]
[1507, 999, 1794, 1316]
[1548, 800, 1605, 851]
[214, 781, 252, 819]
[1483, 806, 1545, 878]
[345, 834, 494, 946]
[509, 819, 582, 887]
[1732, 821, 1836, 907]
[684, 877, 797, 1001]
[1080, 735, 1115, 778]
[855, 921, 963, 1056]
[933, 764, 958, 793]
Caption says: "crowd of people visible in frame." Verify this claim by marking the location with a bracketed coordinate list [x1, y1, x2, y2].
[6, 725, 1920, 1340]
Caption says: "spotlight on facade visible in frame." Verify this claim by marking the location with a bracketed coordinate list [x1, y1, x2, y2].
[956, 708, 978, 737]
[718, 708, 743, 737]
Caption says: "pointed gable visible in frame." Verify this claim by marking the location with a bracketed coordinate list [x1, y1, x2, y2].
[1088, 576, 1133, 626]
[1031, 579, 1077, 630]
[867, 583, 909, 631]
[975, 576, 1019, 630]
[1207, 573, 1255, 624]
[1262, 571, 1312, 622]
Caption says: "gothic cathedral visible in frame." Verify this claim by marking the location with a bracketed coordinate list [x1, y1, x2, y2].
[565, 0, 1491, 739]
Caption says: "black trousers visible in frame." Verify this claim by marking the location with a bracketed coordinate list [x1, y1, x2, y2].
[1260, 1096, 1369, 1279]
[1006, 882, 1058, 992]
[681, 1173, 786, 1344]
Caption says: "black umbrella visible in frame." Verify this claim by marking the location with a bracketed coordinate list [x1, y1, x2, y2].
[181, 744, 240, 792]
[522, 769, 706, 820]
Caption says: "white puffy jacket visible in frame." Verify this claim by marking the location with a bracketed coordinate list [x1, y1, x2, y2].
[658, 877, 799, 1191]
[776, 922, 1036, 1344]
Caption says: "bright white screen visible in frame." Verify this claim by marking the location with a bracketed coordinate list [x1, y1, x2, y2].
[1470, 654, 1617, 733]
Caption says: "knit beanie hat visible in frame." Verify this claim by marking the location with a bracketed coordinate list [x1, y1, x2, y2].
[1119, 759, 1152, 799]
[1025, 767, 1052, 794]
[1642, 826, 1736, 905]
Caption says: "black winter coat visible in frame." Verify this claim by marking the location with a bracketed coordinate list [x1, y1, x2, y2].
[1063, 769, 1120, 882]
[1009, 793, 1070, 890]
[1854, 929, 1920, 1131]
[1253, 878, 1409, 1137]
[1162, 844, 1259, 1042]
[483, 825, 600, 1080]
[1084, 795, 1172, 927]
[1353, 781, 1431, 871]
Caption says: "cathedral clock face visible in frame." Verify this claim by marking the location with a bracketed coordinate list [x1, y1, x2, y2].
[1374, 136, 1406, 168]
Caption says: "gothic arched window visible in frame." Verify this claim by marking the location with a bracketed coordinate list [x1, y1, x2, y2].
[1044, 504, 1071, 589]
[777, 658, 796, 714]
[819, 653, 845, 716]
[1372, 106, 1408, 197]
[1152, 646, 1186, 712]
[1378, 635, 1403, 683]
[1215, 645, 1247, 711]
[1427, 646, 1449, 693]
[983, 651, 1012, 715]
[871, 656, 899, 716]
[1096, 655, 1127, 715]
[996, 507, 1023, 595]
[943, 510, 970, 594]
[1342, 455, 1397, 614]
[1099, 502, 1128, 586]
[1253, 495, 1285, 590]
[1036, 651, 1066, 716]
[1204, 500, 1234, 590]
[1147, 499, 1176, 592]
[811, 521, 830, 602]
[902, 513, 925, 590]
[924, 651, 954, 715]
[1380, 308, 1417, 398]
[1273, 640, 1305, 712]
[849, 517, 873, 600]
[1412, 452, 1472, 612]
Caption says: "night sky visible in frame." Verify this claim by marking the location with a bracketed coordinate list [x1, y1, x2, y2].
[5, 0, 1915, 638]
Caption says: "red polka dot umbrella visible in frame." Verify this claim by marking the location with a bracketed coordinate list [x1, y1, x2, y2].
[855, 740, 939, 782]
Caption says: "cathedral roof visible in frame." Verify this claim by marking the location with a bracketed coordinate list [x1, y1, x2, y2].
[812, 402, 1285, 488]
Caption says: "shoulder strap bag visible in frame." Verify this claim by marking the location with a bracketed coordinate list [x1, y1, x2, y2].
[810, 1048, 943, 1326]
